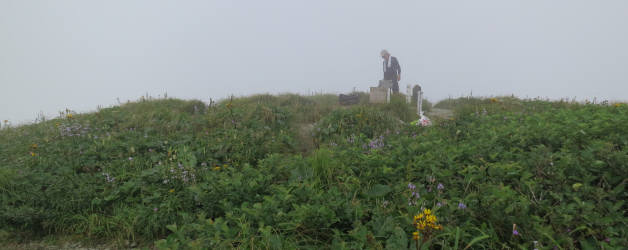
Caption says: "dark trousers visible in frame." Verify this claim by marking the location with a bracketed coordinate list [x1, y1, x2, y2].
[391, 81, 399, 94]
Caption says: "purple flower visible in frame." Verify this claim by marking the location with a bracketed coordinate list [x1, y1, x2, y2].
[153, 207, 158, 212]
[458, 202, 467, 209]
[128, 157, 133, 161]
[437, 183, 444, 190]
[513, 229, 519, 236]
[605, 238, 610, 243]
[408, 183, 416, 190]
[368, 136, 385, 149]
[437, 202, 442, 207]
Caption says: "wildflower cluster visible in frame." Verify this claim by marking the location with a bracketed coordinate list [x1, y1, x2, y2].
[407, 183, 420, 206]
[59, 123, 91, 137]
[217, 164, 229, 171]
[346, 134, 357, 144]
[412, 209, 443, 242]
[366, 135, 384, 150]
[163, 162, 196, 184]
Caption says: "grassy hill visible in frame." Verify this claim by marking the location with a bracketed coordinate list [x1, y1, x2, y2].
[1, 93, 626, 249]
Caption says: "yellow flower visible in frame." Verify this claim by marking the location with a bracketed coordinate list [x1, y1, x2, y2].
[31, 144, 38, 149]
[413, 209, 443, 234]
[426, 215, 436, 223]
[169, 189, 175, 193]
[412, 231, 420, 240]
[223, 164, 228, 168]
[213, 166, 221, 171]
[30, 152, 37, 157]
[615, 103, 622, 107]
[66, 113, 73, 119]
[414, 213, 424, 221]
[490, 98, 498, 103]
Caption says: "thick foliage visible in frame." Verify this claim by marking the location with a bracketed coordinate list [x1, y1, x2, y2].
[1, 95, 626, 249]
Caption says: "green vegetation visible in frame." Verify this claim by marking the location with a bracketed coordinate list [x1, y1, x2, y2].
[1, 94, 626, 249]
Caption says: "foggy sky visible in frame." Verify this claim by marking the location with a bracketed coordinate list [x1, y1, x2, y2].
[1, 0, 627, 124]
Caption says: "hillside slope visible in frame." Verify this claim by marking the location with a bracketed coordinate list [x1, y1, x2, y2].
[1, 94, 626, 249]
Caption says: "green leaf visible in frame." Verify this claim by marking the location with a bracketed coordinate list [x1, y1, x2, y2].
[454, 227, 460, 250]
[366, 184, 392, 198]
[463, 235, 489, 250]
[385, 227, 407, 250]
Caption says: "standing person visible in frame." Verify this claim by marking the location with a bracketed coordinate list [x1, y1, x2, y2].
[381, 49, 401, 93]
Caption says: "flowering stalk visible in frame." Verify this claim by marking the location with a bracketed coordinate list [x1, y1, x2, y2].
[412, 209, 443, 248]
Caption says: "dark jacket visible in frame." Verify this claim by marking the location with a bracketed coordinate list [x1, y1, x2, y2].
[383, 56, 401, 82]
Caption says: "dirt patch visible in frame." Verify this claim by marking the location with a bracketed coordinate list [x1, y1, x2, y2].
[427, 108, 454, 120]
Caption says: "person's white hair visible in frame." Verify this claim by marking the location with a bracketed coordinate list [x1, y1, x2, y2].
[380, 49, 389, 57]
